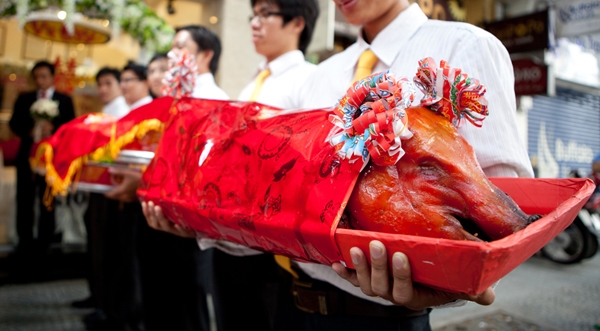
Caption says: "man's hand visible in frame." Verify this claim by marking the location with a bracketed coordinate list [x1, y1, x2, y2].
[141, 201, 196, 238]
[104, 167, 142, 203]
[331, 240, 495, 311]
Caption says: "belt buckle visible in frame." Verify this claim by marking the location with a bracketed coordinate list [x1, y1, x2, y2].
[291, 279, 329, 315]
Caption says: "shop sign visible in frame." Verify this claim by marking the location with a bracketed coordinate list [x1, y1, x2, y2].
[528, 88, 600, 178]
[555, 0, 600, 37]
[513, 59, 549, 96]
[485, 10, 550, 54]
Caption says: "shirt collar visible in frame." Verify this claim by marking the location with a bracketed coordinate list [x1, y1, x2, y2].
[129, 95, 152, 110]
[38, 86, 55, 99]
[258, 50, 305, 77]
[347, 3, 428, 70]
[105, 95, 126, 109]
[195, 72, 216, 88]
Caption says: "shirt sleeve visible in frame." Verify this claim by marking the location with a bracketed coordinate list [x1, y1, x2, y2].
[196, 238, 263, 256]
[451, 30, 534, 178]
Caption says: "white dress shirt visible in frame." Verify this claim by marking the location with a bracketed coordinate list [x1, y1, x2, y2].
[197, 51, 316, 256]
[38, 86, 55, 100]
[102, 96, 130, 119]
[192, 73, 229, 100]
[238, 50, 316, 108]
[292, 3, 534, 305]
[129, 95, 153, 111]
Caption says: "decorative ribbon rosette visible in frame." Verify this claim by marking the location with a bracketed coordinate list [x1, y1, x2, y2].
[161, 49, 198, 99]
[328, 71, 415, 168]
[414, 57, 488, 128]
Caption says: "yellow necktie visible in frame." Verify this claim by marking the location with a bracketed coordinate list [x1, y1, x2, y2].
[249, 69, 271, 101]
[353, 49, 378, 83]
[273, 50, 380, 279]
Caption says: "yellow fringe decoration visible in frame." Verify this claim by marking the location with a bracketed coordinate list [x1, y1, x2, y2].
[41, 119, 164, 197]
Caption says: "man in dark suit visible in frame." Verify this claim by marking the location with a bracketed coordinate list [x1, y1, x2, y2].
[9, 60, 75, 258]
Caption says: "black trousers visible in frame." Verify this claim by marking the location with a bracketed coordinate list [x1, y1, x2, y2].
[137, 219, 211, 331]
[274, 268, 431, 331]
[211, 249, 281, 331]
[85, 198, 142, 330]
[108, 201, 144, 330]
[15, 164, 55, 252]
[84, 193, 120, 309]
[272, 271, 432, 331]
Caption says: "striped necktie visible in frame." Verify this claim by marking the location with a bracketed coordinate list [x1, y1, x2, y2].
[249, 69, 271, 101]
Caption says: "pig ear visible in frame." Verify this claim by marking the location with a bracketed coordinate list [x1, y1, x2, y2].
[163, 50, 199, 100]
[414, 57, 489, 128]
[328, 70, 415, 169]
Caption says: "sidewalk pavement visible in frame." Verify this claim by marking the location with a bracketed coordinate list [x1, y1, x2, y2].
[430, 253, 600, 330]
[0, 252, 598, 330]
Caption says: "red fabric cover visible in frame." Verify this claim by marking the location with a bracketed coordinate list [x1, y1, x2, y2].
[138, 98, 362, 264]
[45, 97, 173, 184]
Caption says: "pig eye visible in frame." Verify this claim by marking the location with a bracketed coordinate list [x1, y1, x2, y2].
[417, 159, 443, 180]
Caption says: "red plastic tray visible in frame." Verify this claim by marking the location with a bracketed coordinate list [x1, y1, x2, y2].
[335, 177, 594, 294]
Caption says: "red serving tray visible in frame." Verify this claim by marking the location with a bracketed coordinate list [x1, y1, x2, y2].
[336, 177, 594, 295]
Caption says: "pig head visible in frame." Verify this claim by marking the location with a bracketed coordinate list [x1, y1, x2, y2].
[347, 106, 536, 241]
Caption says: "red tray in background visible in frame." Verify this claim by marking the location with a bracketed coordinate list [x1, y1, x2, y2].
[336, 177, 594, 295]
[76, 150, 154, 193]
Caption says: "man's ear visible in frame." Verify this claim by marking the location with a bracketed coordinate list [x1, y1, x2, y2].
[290, 16, 305, 35]
[196, 50, 214, 74]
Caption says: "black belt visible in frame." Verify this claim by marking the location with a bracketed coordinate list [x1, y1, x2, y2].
[288, 272, 430, 318]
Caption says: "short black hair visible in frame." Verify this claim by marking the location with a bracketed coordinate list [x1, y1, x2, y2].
[122, 62, 147, 81]
[175, 25, 221, 75]
[149, 53, 168, 64]
[95, 67, 121, 83]
[251, 0, 319, 53]
[31, 61, 55, 76]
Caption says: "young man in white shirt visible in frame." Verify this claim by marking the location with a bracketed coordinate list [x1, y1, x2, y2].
[84, 62, 152, 331]
[106, 26, 228, 331]
[172, 25, 229, 100]
[281, 0, 532, 330]
[71, 67, 130, 311]
[143, 1, 523, 329]
[205, 1, 319, 330]
[237, 0, 318, 108]
[96, 67, 130, 119]
[120, 63, 153, 110]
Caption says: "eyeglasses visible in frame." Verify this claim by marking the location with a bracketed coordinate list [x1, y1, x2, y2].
[249, 11, 284, 23]
[120, 77, 140, 84]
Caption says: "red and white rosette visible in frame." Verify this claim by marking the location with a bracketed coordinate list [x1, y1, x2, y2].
[161, 50, 198, 100]
[328, 71, 415, 169]
[414, 57, 488, 128]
